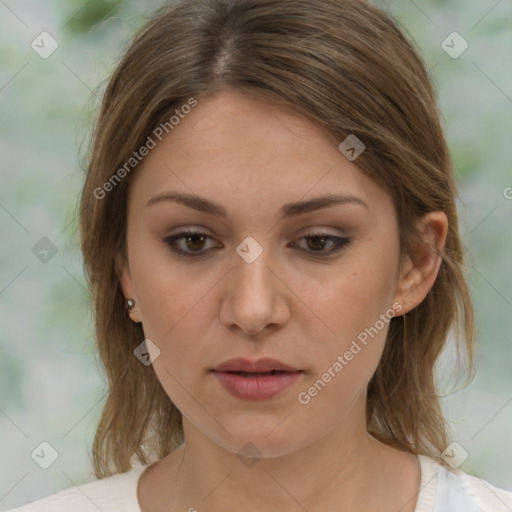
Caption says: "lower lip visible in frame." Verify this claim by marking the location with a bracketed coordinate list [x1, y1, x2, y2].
[211, 370, 303, 400]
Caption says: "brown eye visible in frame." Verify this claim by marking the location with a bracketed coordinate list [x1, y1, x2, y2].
[163, 230, 219, 256]
[162, 230, 350, 259]
[292, 232, 351, 255]
[183, 233, 207, 251]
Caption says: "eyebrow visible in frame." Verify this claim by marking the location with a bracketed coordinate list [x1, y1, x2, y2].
[145, 191, 369, 219]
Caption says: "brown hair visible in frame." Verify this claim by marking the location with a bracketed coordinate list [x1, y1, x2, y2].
[79, 0, 475, 478]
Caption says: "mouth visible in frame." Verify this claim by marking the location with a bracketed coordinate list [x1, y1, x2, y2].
[210, 358, 304, 400]
[212, 357, 301, 374]
[219, 370, 297, 377]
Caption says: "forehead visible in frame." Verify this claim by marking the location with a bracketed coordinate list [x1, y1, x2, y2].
[127, 89, 392, 219]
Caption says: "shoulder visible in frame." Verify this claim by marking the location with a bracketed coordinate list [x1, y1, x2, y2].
[440, 463, 512, 512]
[420, 455, 512, 512]
[6, 466, 146, 512]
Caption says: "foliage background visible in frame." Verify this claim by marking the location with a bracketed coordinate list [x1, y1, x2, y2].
[1, 0, 511, 508]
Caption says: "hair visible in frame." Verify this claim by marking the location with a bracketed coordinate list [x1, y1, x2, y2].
[79, 0, 475, 478]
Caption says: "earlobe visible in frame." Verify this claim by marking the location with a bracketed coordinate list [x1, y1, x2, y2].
[115, 252, 142, 324]
[393, 211, 448, 316]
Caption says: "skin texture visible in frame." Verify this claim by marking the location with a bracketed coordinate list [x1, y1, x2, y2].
[117, 88, 448, 512]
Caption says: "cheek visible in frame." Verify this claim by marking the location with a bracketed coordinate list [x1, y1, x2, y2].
[297, 256, 397, 386]
[307, 265, 394, 341]
[128, 237, 216, 337]
[296, 280, 391, 421]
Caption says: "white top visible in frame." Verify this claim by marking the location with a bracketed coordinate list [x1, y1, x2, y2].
[7, 454, 512, 511]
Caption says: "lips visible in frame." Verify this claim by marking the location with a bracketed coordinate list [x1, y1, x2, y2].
[212, 357, 301, 374]
[211, 358, 303, 400]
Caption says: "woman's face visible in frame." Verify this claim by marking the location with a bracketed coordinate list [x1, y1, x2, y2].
[118, 88, 418, 457]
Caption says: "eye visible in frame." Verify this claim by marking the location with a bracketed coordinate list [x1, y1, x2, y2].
[162, 229, 219, 257]
[290, 231, 351, 256]
[162, 229, 351, 258]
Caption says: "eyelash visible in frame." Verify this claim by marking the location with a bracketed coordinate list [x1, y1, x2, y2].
[162, 229, 351, 258]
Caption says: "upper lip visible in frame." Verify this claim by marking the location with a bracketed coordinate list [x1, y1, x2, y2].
[212, 357, 301, 373]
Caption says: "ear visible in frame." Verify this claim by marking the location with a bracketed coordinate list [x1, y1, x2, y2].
[115, 252, 142, 324]
[393, 211, 448, 316]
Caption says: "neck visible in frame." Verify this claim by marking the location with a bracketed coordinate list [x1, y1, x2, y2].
[155, 395, 416, 512]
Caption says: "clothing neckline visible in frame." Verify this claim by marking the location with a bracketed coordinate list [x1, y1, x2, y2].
[128, 465, 146, 511]
[128, 454, 439, 512]
[414, 454, 437, 512]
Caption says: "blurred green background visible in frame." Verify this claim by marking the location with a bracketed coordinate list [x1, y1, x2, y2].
[1, 0, 511, 508]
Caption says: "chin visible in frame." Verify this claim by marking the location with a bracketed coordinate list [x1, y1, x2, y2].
[208, 417, 313, 460]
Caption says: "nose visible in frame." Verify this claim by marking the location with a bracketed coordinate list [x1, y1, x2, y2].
[219, 243, 290, 336]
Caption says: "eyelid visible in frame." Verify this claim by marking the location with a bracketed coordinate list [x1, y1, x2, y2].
[162, 228, 351, 258]
[161, 229, 220, 256]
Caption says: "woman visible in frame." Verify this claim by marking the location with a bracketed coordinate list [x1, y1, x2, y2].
[10, 0, 512, 510]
